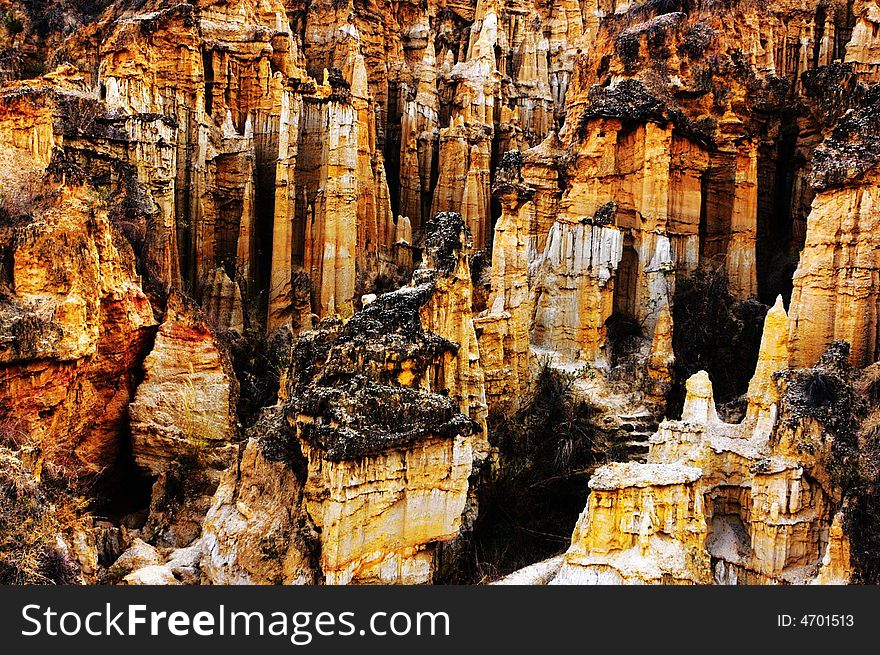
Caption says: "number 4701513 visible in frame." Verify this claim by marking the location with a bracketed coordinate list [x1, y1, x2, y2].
[777, 614, 854, 627]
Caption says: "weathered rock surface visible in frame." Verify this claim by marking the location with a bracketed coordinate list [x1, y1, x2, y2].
[553, 462, 710, 585]
[0, 176, 155, 474]
[200, 436, 319, 585]
[790, 159, 880, 369]
[110, 538, 162, 576]
[475, 155, 534, 408]
[126, 291, 240, 547]
[196, 212, 484, 584]
[283, 212, 485, 583]
[123, 564, 180, 586]
[301, 427, 474, 584]
[129, 292, 238, 476]
[552, 302, 853, 585]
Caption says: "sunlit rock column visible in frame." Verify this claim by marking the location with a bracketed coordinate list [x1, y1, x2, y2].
[789, 171, 880, 369]
[475, 154, 535, 409]
[532, 220, 623, 363]
[267, 83, 304, 332]
[726, 140, 759, 299]
[813, 512, 853, 585]
[303, 79, 359, 317]
[846, 2, 880, 81]
[431, 0, 501, 249]
[646, 303, 675, 409]
[419, 213, 490, 455]
[744, 295, 789, 437]
[300, 427, 475, 585]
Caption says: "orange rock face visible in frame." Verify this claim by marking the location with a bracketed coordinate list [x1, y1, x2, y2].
[0, 182, 155, 475]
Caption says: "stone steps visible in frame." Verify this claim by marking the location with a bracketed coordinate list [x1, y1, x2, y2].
[614, 414, 658, 462]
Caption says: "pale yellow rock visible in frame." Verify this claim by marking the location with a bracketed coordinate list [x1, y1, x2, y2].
[112, 538, 161, 573]
[744, 295, 789, 433]
[398, 40, 439, 234]
[562, 316, 847, 586]
[726, 141, 759, 299]
[747, 463, 831, 583]
[552, 462, 711, 585]
[813, 512, 852, 585]
[789, 172, 880, 369]
[129, 293, 238, 476]
[201, 267, 245, 334]
[681, 371, 720, 425]
[201, 438, 318, 585]
[532, 220, 623, 362]
[846, 2, 880, 81]
[267, 88, 303, 332]
[432, 126, 494, 250]
[646, 303, 675, 407]
[429, 4, 501, 249]
[123, 565, 180, 586]
[301, 434, 474, 585]
[477, 169, 534, 409]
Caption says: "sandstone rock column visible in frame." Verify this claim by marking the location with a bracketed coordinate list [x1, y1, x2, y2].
[846, 2, 880, 81]
[681, 370, 720, 425]
[646, 303, 675, 408]
[301, 431, 474, 585]
[548, 0, 596, 122]
[789, 171, 880, 369]
[744, 295, 789, 436]
[509, 18, 554, 147]
[638, 122, 672, 231]
[267, 86, 303, 332]
[812, 512, 852, 585]
[305, 96, 358, 317]
[532, 221, 624, 363]
[727, 140, 759, 299]
[475, 156, 535, 407]
[398, 40, 439, 234]
[419, 214, 490, 455]
[430, 1, 500, 249]
[521, 131, 563, 255]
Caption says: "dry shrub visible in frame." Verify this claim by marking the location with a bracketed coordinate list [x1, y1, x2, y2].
[0, 447, 87, 584]
[0, 168, 47, 223]
[0, 417, 28, 449]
